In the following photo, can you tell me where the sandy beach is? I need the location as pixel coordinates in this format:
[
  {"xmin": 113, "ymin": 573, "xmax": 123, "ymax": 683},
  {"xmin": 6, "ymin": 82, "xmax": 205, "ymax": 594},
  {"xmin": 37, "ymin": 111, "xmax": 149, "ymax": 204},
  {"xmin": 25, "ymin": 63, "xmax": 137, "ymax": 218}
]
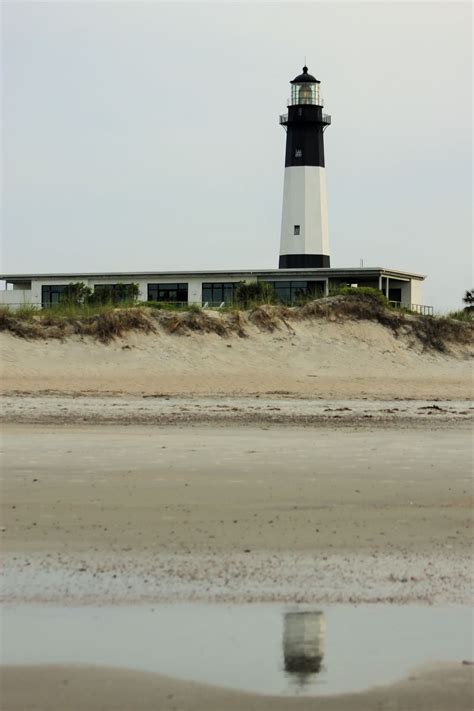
[
  {"xmin": 1, "ymin": 320, "xmax": 473, "ymax": 710},
  {"xmin": 1, "ymin": 416, "xmax": 473, "ymax": 708},
  {"xmin": 1, "ymin": 662, "xmax": 473, "ymax": 711}
]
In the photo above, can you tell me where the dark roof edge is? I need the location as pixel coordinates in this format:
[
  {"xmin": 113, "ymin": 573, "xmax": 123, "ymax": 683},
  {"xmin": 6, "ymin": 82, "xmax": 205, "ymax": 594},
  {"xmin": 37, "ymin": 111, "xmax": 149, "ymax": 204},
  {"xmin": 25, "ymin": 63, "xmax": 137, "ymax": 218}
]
[{"xmin": 1, "ymin": 267, "xmax": 426, "ymax": 281}]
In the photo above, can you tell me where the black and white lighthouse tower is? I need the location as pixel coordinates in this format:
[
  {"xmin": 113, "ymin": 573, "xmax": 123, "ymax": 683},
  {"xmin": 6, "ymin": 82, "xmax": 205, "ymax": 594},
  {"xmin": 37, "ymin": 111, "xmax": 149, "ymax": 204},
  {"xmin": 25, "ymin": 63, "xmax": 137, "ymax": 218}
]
[{"xmin": 279, "ymin": 67, "xmax": 331, "ymax": 268}]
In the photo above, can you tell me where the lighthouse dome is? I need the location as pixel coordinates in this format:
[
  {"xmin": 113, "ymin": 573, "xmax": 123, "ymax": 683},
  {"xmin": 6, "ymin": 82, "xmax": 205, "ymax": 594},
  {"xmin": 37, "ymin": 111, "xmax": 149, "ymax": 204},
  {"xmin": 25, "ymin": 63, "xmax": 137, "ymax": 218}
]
[{"xmin": 290, "ymin": 66, "xmax": 320, "ymax": 84}]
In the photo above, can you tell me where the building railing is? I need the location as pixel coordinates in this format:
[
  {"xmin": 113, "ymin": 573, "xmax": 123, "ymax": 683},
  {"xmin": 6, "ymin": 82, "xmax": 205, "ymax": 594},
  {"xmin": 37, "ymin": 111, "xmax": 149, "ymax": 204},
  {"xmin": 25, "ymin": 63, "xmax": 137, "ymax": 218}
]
[
  {"xmin": 0, "ymin": 300, "xmax": 193, "ymax": 310},
  {"xmin": 0, "ymin": 299, "xmax": 435, "ymax": 316},
  {"xmin": 389, "ymin": 302, "xmax": 434, "ymax": 316}
]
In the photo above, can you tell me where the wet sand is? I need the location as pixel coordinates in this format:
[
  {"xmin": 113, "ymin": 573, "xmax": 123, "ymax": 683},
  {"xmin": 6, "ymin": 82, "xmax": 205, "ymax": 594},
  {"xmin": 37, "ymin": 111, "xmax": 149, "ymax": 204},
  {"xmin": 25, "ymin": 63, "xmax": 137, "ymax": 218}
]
[
  {"xmin": 1, "ymin": 663, "xmax": 473, "ymax": 711},
  {"xmin": 1, "ymin": 421, "xmax": 472, "ymax": 604},
  {"xmin": 1, "ymin": 411, "xmax": 473, "ymax": 709}
]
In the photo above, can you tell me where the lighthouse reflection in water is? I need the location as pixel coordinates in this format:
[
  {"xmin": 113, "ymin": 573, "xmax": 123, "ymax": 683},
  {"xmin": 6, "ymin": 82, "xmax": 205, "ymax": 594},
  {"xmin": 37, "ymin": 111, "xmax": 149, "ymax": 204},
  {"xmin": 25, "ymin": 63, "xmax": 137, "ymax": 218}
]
[{"xmin": 283, "ymin": 611, "xmax": 326, "ymax": 687}]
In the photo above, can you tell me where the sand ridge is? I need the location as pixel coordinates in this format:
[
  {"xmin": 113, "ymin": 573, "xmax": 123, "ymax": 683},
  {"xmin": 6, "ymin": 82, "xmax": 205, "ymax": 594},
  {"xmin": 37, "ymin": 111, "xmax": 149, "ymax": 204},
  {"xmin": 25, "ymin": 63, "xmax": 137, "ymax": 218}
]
[{"xmin": 1, "ymin": 316, "xmax": 472, "ymax": 399}]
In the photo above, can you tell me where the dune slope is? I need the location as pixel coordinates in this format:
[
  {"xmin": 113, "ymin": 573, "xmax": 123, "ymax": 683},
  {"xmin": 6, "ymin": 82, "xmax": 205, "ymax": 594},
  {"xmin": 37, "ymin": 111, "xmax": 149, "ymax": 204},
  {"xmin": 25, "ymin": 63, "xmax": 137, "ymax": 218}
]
[{"xmin": 0, "ymin": 314, "xmax": 471, "ymax": 399}]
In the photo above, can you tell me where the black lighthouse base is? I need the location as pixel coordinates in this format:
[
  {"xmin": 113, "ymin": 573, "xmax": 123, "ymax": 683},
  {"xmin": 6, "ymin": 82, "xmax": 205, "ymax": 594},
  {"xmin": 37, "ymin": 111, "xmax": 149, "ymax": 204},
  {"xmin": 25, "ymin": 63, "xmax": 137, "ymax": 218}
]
[{"xmin": 279, "ymin": 254, "xmax": 330, "ymax": 269}]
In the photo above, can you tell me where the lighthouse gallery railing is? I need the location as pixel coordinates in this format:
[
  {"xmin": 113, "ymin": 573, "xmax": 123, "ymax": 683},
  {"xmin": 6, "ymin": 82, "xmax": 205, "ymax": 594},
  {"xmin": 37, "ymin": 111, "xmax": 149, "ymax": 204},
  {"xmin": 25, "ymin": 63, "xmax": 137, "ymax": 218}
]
[{"xmin": 279, "ymin": 113, "xmax": 331, "ymax": 126}]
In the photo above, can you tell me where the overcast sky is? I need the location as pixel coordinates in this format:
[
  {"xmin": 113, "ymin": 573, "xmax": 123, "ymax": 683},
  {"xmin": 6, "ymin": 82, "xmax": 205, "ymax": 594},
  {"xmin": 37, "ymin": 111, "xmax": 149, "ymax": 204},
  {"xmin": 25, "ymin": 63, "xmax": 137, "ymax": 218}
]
[{"xmin": 1, "ymin": 1, "xmax": 471, "ymax": 311}]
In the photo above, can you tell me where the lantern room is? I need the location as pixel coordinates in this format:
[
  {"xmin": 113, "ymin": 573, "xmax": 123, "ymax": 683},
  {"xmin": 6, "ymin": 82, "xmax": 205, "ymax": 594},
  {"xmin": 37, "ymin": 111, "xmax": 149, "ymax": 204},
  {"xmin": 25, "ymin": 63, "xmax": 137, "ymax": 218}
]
[{"xmin": 290, "ymin": 66, "xmax": 322, "ymax": 106}]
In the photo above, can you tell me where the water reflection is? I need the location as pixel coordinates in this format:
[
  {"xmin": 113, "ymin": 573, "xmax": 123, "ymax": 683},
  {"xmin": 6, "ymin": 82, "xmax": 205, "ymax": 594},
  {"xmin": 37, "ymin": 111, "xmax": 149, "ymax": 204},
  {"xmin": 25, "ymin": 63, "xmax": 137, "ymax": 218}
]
[
  {"xmin": 283, "ymin": 610, "xmax": 325, "ymax": 687},
  {"xmin": 2, "ymin": 604, "xmax": 472, "ymax": 697}
]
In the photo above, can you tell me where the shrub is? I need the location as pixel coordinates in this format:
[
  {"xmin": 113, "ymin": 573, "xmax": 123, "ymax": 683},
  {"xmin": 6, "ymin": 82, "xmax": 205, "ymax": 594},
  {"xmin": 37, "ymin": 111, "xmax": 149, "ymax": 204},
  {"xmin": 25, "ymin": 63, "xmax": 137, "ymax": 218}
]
[
  {"xmin": 62, "ymin": 282, "xmax": 93, "ymax": 306},
  {"xmin": 329, "ymin": 285, "xmax": 389, "ymax": 307},
  {"xmin": 447, "ymin": 309, "xmax": 473, "ymax": 322},
  {"xmin": 90, "ymin": 283, "xmax": 140, "ymax": 305},
  {"xmin": 14, "ymin": 304, "xmax": 40, "ymax": 320},
  {"xmin": 235, "ymin": 281, "xmax": 275, "ymax": 307},
  {"xmin": 138, "ymin": 301, "xmax": 187, "ymax": 311}
]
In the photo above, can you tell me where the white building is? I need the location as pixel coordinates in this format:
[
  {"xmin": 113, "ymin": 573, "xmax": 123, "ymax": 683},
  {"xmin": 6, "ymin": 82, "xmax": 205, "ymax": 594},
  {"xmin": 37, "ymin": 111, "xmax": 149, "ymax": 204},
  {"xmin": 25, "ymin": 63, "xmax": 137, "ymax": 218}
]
[{"xmin": 0, "ymin": 267, "xmax": 426, "ymax": 311}]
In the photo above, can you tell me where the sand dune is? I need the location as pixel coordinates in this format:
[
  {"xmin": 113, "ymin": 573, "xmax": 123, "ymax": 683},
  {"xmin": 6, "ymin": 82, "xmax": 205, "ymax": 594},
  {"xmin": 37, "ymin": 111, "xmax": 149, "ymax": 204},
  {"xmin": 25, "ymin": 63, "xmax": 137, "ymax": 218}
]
[{"xmin": 0, "ymin": 317, "xmax": 471, "ymax": 399}]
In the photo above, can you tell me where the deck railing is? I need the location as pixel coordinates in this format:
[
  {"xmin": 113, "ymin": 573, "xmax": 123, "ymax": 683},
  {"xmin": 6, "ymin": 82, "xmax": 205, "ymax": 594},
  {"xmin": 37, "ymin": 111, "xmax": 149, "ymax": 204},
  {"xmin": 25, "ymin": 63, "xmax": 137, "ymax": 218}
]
[{"xmin": 389, "ymin": 302, "xmax": 434, "ymax": 316}]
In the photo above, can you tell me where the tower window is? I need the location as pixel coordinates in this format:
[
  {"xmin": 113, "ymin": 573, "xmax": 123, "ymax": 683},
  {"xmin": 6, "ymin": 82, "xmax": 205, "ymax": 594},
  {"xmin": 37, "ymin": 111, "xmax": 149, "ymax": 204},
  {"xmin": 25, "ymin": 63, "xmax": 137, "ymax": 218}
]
[
  {"xmin": 295, "ymin": 149, "xmax": 302, "ymax": 158},
  {"xmin": 294, "ymin": 225, "xmax": 300, "ymax": 236}
]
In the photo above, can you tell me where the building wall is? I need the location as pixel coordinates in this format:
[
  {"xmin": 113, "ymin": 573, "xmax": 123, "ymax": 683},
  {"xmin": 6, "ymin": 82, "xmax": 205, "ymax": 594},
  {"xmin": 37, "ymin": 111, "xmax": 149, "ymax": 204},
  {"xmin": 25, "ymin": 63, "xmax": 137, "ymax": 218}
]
[
  {"xmin": 409, "ymin": 279, "xmax": 422, "ymax": 306},
  {"xmin": 399, "ymin": 281, "xmax": 411, "ymax": 306},
  {"xmin": 390, "ymin": 279, "xmax": 423, "ymax": 307},
  {"xmin": 31, "ymin": 280, "xmax": 45, "ymax": 305},
  {"xmin": 188, "ymin": 279, "xmax": 202, "ymax": 305},
  {"xmin": 329, "ymin": 277, "xmax": 380, "ymax": 291},
  {"xmin": 0, "ymin": 290, "xmax": 34, "ymax": 309}
]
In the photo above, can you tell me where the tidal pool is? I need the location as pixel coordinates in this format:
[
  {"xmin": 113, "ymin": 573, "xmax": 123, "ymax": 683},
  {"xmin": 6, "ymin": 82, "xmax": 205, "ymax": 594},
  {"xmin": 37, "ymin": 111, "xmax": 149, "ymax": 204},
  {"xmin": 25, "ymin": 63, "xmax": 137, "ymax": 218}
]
[{"xmin": 1, "ymin": 604, "xmax": 472, "ymax": 696}]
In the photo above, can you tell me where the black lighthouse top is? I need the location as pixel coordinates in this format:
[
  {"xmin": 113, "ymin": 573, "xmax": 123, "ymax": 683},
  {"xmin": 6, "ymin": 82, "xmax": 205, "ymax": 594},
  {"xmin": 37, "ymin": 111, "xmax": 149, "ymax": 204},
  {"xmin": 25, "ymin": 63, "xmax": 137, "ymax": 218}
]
[
  {"xmin": 289, "ymin": 66, "xmax": 322, "ymax": 106},
  {"xmin": 280, "ymin": 66, "xmax": 331, "ymax": 168},
  {"xmin": 290, "ymin": 66, "xmax": 320, "ymax": 84}
]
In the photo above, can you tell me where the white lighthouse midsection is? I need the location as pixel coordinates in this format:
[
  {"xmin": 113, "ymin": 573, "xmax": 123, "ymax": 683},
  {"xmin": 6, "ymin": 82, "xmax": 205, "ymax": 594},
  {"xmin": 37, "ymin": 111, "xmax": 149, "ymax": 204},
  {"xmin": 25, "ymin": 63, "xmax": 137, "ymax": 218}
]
[{"xmin": 279, "ymin": 165, "xmax": 329, "ymax": 258}]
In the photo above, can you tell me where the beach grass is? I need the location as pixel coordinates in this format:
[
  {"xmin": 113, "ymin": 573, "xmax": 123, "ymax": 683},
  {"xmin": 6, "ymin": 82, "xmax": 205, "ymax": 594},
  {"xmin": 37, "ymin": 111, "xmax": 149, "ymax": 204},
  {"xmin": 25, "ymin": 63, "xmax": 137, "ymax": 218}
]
[{"xmin": 0, "ymin": 294, "xmax": 471, "ymax": 351}]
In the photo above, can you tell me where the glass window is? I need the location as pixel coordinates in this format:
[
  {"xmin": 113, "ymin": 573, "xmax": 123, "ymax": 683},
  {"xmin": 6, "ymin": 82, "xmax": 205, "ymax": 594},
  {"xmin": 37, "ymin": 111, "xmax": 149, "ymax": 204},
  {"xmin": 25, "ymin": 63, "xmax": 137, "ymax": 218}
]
[
  {"xmin": 41, "ymin": 285, "xmax": 68, "ymax": 307},
  {"xmin": 291, "ymin": 83, "xmax": 321, "ymax": 106},
  {"xmin": 148, "ymin": 283, "xmax": 188, "ymax": 303},
  {"xmin": 264, "ymin": 281, "xmax": 320, "ymax": 304},
  {"xmin": 93, "ymin": 284, "xmax": 138, "ymax": 304},
  {"xmin": 388, "ymin": 288, "xmax": 402, "ymax": 304},
  {"xmin": 292, "ymin": 281, "xmax": 308, "ymax": 300},
  {"xmin": 298, "ymin": 84, "xmax": 312, "ymax": 104},
  {"xmin": 201, "ymin": 283, "xmax": 238, "ymax": 305},
  {"xmin": 276, "ymin": 285, "xmax": 291, "ymax": 302},
  {"xmin": 202, "ymin": 285, "xmax": 213, "ymax": 304}
]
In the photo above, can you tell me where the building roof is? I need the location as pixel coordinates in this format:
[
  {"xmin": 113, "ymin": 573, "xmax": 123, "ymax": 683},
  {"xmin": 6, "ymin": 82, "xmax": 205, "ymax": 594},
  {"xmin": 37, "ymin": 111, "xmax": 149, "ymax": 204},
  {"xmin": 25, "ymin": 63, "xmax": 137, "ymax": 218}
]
[
  {"xmin": 290, "ymin": 66, "xmax": 320, "ymax": 84},
  {"xmin": 1, "ymin": 267, "xmax": 426, "ymax": 282}
]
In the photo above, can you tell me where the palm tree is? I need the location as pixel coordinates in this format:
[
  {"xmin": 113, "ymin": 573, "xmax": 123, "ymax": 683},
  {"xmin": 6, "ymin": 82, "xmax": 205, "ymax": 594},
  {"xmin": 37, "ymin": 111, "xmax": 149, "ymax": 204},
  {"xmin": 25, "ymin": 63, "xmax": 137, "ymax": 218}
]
[{"xmin": 463, "ymin": 289, "xmax": 474, "ymax": 312}]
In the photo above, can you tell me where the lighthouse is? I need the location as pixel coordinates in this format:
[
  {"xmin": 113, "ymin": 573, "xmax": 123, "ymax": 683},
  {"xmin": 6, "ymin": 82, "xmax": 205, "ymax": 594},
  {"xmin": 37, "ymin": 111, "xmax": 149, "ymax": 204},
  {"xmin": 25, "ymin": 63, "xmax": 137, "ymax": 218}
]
[
  {"xmin": 283, "ymin": 610, "xmax": 326, "ymax": 684},
  {"xmin": 279, "ymin": 67, "xmax": 331, "ymax": 269}
]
